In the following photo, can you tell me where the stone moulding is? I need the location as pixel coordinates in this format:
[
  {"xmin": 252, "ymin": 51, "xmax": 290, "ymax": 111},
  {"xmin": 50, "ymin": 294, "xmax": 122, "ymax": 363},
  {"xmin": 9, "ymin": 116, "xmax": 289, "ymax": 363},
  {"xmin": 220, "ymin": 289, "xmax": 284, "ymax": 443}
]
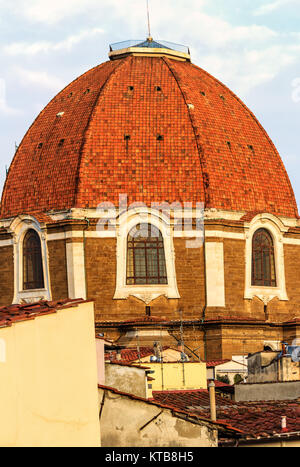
[
  {"xmin": 8, "ymin": 215, "xmax": 52, "ymax": 304},
  {"xmin": 113, "ymin": 208, "xmax": 180, "ymax": 304},
  {"xmin": 244, "ymin": 213, "xmax": 288, "ymax": 303}
]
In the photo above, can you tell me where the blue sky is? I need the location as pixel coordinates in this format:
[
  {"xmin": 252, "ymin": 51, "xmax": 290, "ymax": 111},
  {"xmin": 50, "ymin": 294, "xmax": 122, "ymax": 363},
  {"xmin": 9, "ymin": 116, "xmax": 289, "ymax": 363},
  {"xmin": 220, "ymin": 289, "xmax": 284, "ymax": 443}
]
[{"xmin": 0, "ymin": 0, "xmax": 299, "ymax": 209}]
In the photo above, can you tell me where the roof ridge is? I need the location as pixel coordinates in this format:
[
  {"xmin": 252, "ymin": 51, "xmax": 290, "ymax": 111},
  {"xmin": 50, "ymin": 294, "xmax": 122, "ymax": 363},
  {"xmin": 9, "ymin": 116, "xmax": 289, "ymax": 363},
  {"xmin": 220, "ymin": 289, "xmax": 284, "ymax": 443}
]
[
  {"xmin": 0, "ymin": 60, "xmax": 110, "ymax": 218},
  {"xmin": 189, "ymin": 61, "xmax": 299, "ymax": 218},
  {"xmin": 162, "ymin": 57, "xmax": 207, "ymax": 206},
  {"xmin": 74, "ymin": 57, "xmax": 129, "ymax": 206}
]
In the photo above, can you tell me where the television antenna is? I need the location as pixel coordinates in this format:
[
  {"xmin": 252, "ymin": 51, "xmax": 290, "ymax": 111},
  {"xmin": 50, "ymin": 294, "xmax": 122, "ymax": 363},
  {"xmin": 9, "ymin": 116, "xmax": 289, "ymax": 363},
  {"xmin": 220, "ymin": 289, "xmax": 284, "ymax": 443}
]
[{"xmin": 146, "ymin": 0, "xmax": 153, "ymax": 41}]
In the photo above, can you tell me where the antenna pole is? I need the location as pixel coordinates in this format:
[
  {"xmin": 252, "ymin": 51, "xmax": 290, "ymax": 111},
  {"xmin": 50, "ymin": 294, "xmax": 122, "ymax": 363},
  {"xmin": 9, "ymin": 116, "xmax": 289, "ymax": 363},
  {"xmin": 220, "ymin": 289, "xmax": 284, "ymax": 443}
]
[
  {"xmin": 136, "ymin": 328, "xmax": 141, "ymax": 364},
  {"xmin": 179, "ymin": 309, "xmax": 186, "ymax": 386},
  {"xmin": 160, "ymin": 325, "xmax": 164, "ymax": 390},
  {"xmin": 146, "ymin": 0, "xmax": 152, "ymax": 41}
]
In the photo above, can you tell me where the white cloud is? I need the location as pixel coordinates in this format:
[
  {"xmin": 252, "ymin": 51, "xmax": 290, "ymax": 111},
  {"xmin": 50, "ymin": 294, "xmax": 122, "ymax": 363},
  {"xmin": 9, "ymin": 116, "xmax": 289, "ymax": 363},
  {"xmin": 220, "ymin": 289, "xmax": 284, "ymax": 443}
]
[
  {"xmin": 14, "ymin": 67, "xmax": 64, "ymax": 91},
  {"xmin": 0, "ymin": 78, "xmax": 22, "ymax": 115},
  {"xmin": 1, "ymin": 0, "xmax": 299, "ymax": 98},
  {"xmin": 186, "ymin": 15, "xmax": 277, "ymax": 48},
  {"xmin": 253, "ymin": 0, "xmax": 299, "ymax": 16},
  {"xmin": 199, "ymin": 43, "xmax": 299, "ymax": 96},
  {"xmin": 292, "ymin": 77, "xmax": 300, "ymax": 103},
  {"xmin": 3, "ymin": 28, "xmax": 104, "ymax": 56},
  {"xmin": 4, "ymin": 0, "xmax": 97, "ymax": 24},
  {"xmin": 2, "ymin": 0, "xmax": 130, "ymax": 24}
]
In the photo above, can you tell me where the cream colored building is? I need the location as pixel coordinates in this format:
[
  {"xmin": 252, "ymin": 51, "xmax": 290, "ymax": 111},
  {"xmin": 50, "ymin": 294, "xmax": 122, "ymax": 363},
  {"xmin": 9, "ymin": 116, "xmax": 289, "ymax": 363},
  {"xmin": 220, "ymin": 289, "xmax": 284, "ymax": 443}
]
[
  {"xmin": 146, "ymin": 362, "xmax": 207, "ymax": 397},
  {"xmin": 0, "ymin": 299, "xmax": 100, "ymax": 447},
  {"xmin": 104, "ymin": 360, "xmax": 207, "ymax": 399},
  {"xmin": 207, "ymin": 359, "xmax": 248, "ymax": 385}
]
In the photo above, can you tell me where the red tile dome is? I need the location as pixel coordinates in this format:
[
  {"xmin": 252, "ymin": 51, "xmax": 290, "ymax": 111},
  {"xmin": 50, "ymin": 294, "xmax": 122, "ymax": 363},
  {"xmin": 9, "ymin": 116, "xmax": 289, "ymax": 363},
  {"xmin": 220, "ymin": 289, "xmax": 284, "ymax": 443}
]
[{"xmin": 1, "ymin": 42, "xmax": 298, "ymax": 218}]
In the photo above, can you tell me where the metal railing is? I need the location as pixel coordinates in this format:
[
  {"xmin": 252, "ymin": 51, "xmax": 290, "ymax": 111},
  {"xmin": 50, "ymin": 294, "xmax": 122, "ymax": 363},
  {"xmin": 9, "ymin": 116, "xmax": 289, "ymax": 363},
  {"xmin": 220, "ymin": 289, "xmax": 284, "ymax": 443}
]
[{"xmin": 109, "ymin": 39, "xmax": 190, "ymax": 55}]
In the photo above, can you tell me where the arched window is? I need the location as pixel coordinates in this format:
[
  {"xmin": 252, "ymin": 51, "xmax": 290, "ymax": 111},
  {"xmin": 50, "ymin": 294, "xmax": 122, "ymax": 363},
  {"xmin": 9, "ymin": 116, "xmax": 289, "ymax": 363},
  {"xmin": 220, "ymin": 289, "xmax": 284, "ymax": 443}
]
[
  {"xmin": 252, "ymin": 229, "xmax": 276, "ymax": 287},
  {"xmin": 23, "ymin": 229, "xmax": 44, "ymax": 290},
  {"xmin": 127, "ymin": 224, "xmax": 168, "ymax": 285}
]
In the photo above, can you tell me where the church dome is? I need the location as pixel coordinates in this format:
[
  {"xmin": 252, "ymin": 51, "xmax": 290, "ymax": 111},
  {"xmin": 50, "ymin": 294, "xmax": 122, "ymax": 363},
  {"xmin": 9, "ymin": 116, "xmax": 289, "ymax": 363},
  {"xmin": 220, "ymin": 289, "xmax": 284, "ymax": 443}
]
[{"xmin": 1, "ymin": 39, "xmax": 298, "ymax": 219}]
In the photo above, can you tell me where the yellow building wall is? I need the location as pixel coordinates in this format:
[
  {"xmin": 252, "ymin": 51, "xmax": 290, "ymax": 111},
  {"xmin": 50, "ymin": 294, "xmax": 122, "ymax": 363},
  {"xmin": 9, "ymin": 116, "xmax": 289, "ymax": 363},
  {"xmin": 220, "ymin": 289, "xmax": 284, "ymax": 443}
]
[
  {"xmin": 146, "ymin": 362, "xmax": 207, "ymax": 397},
  {"xmin": 0, "ymin": 302, "xmax": 100, "ymax": 447}
]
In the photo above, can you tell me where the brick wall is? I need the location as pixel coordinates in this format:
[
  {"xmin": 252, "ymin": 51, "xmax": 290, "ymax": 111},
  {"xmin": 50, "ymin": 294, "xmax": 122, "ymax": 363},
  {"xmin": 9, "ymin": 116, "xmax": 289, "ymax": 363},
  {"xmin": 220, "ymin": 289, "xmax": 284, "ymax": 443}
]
[
  {"xmin": 0, "ymin": 246, "xmax": 14, "ymax": 305},
  {"xmin": 205, "ymin": 325, "xmax": 284, "ymax": 360},
  {"xmin": 47, "ymin": 240, "xmax": 69, "ymax": 301},
  {"xmin": 1, "ymin": 221, "xmax": 300, "ymax": 360}
]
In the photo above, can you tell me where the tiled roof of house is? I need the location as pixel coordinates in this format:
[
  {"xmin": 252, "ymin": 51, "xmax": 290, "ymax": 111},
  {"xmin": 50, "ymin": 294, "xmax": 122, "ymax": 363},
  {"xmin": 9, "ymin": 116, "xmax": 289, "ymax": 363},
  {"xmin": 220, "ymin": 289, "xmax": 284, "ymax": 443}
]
[
  {"xmin": 213, "ymin": 380, "xmax": 233, "ymax": 389},
  {"xmin": 105, "ymin": 346, "xmax": 170, "ymax": 363},
  {"xmin": 152, "ymin": 390, "xmax": 300, "ymax": 439},
  {"xmin": 0, "ymin": 299, "xmax": 87, "ymax": 328},
  {"xmin": 206, "ymin": 359, "xmax": 231, "ymax": 368},
  {"xmin": 98, "ymin": 385, "xmax": 241, "ymax": 436},
  {"xmin": 1, "ymin": 52, "xmax": 297, "ymax": 218}
]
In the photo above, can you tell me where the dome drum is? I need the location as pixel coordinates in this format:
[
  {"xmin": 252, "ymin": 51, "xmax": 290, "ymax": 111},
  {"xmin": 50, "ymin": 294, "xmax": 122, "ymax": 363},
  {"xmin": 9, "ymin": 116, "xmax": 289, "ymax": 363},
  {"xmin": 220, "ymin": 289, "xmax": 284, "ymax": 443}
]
[{"xmin": 0, "ymin": 39, "xmax": 300, "ymax": 359}]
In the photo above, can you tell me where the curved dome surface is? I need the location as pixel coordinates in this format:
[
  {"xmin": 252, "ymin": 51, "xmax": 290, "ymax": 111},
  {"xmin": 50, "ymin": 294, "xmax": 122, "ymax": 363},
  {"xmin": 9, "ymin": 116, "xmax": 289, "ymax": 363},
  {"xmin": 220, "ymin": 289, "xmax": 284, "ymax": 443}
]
[{"xmin": 1, "ymin": 49, "xmax": 298, "ymax": 218}]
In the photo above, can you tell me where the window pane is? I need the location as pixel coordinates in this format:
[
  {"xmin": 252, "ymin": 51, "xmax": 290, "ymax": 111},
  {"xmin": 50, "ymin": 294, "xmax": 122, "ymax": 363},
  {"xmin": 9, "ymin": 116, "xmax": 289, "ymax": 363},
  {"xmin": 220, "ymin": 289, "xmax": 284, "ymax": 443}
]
[
  {"xmin": 134, "ymin": 248, "xmax": 146, "ymax": 278},
  {"xmin": 147, "ymin": 248, "xmax": 158, "ymax": 277},
  {"xmin": 127, "ymin": 247, "xmax": 134, "ymax": 280},
  {"xmin": 252, "ymin": 229, "xmax": 276, "ymax": 287},
  {"xmin": 159, "ymin": 249, "xmax": 167, "ymax": 278},
  {"xmin": 126, "ymin": 223, "xmax": 168, "ymax": 285},
  {"xmin": 23, "ymin": 230, "xmax": 44, "ymax": 290}
]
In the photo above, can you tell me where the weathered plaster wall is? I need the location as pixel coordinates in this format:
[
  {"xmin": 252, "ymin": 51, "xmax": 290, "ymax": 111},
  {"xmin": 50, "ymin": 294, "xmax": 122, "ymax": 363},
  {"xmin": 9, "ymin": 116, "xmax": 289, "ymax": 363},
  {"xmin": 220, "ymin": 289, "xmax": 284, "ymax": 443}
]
[
  {"xmin": 105, "ymin": 364, "xmax": 147, "ymax": 399},
  {"xmin": 99, "ymin": 388, "xmax": 217, "ymax": 447},
  {"xmin": 236, "ymin": 381, "xmax": 300, "ymax": 402},
  {"xmin": 247, "ymin": 353, "xmax": 300, "ymax": 383}
]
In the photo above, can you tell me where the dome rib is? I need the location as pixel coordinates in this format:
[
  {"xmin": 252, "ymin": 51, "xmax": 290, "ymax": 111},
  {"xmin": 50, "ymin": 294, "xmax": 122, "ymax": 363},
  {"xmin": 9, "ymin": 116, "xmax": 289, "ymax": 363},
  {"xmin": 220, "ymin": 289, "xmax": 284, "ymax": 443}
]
[
  {"xmin": 191, "ymin": 61, "xmax": 298, "ymax": 218},
  {"xmin": 164, "ymin": 59, "xmax": 298, "ymax": 218},
  {"xmin": 74, "ymin": 56, "xmax": 129, "ymax": 208},
  {"xmin": 1, "ymin": 60, "xmax": 120, "ymax": 217},
  {"xmin": 74, "ymin": 55, "xmax": 205, "ymax": 209},
  {"xmin": 162, "ymin": 57, "xmax": 209, "ymax": 207},
  {"xmin": 1, "ymin": 53, "xmax": 298, "ymax": 219}
]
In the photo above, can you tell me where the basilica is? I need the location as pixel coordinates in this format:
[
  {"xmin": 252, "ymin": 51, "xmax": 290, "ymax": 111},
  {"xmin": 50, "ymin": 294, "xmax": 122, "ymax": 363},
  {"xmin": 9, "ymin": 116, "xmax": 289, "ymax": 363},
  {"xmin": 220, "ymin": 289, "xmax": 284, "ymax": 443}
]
[{"xmin": 0, "ymin": 38, "xmax": 299, "ymax": 360}]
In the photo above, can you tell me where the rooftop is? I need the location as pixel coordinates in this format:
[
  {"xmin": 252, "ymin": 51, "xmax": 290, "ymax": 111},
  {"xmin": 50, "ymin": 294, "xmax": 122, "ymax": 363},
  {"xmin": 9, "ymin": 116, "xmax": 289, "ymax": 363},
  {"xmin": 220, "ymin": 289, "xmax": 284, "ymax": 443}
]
[
  {"xmin": 206, "ymin": 359, "xmax": 231, "ymax": 368},
  {"xmin": 152, "ymin": 390, "xmax": 300, "ymax": 439},
  {"xmin": 2, "ymin": 46, "xmax": 298, "ymax": 219},
  {"xmin": 105, "ymin": 346, "xmax": 167, "ymax": 363},
  {"xmin": 109, "ymin": 38, "xmax": 191, "ymax": 62},
  {"xmin": 0, "ymin": 299, "xmax": 87, "ymax": 328},
  {"xmin": 99, "ymin": 385, "xmax": 240, "ymax": 435}
]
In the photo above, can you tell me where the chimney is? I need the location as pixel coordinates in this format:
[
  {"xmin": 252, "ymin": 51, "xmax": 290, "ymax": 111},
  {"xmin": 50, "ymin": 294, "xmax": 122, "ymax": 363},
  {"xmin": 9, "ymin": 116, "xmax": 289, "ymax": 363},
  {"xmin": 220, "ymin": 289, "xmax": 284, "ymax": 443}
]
[
  {"xmin": 209, "ymin": 380, "xmax": 217, "ymax": 422},
  {"xmin": 153, "ymin": 342, "xmax": 162, "ymax": 361},
  {"xmin": 281, "ymin": 416, "xmax": 288, "ymax": 433},
  {"xmin": 116, "ymin": 350, "xmax": 122, "ymax": 361},
  {"xmin": 282, "ymin": 342, "xmax": 288, "ymax": 356}
]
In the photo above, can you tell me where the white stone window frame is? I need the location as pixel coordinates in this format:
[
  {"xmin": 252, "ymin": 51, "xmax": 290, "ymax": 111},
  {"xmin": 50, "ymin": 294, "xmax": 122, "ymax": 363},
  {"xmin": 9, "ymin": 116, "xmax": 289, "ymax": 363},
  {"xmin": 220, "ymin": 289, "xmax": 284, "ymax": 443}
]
[
  {"xmin": 244, "ymin": 213, "xmax": 288, "ymax": 304},
  {"xmin": 9, "ymin": 215, "xmax": 51, "ymax": 304},
  {"xmin": 114, "ymin": 208, "xmax": 180, "ymax": 304}
]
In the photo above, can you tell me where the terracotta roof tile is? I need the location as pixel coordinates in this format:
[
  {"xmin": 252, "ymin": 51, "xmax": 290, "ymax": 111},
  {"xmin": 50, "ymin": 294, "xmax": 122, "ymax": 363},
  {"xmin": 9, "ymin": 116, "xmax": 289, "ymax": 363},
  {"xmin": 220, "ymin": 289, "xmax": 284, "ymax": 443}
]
[
  {"xmin": 105, "ymin": 346, "xmax": 170, "ymax": 363},
  {"xmin": 152, "ymin": 390, "xmax": 300, "ymax": 438},
  {"xmin": 99, "ymin": 385, "xmax": 241, "ymax": 434},
  {"xmin": 1, "ymin": 55, "xmax": 297, "ymax": 218},
  {"xmin": 0, "ymin": 299, "xmax": 87, "ymax": 328},
  {"xmin": 206, "ymin": 359, "xmax": 231, "ymax": 368}
]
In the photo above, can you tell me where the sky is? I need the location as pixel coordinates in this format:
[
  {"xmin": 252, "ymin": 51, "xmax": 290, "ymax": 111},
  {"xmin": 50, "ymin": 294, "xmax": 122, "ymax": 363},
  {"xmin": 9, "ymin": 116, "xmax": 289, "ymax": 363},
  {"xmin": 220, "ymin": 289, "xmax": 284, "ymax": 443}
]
[{"xmin": 0, "ymin": 0, "xmax": 300, "ymax": 208}]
